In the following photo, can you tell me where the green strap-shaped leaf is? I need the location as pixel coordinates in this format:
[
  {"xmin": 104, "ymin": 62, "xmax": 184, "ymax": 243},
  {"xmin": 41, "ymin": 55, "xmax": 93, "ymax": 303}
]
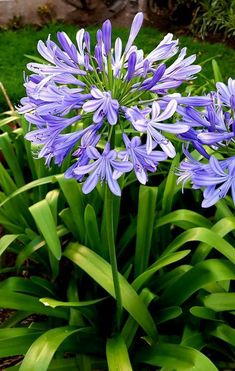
[
  {"xmin": 29, "ymin": 200, "xmax": 61, "ymax": 260},
  {"xmin": 0, "ymin": 277, "xmax": 55, "ymax": 298},
  {"xmin": 57, "ymin": 177, "xmax": 85, "ymax": 242},
  {"xmin": 39, "ymin": 297, "xmax": 105, "ymax": 308},
  {"xmin": 0, "ymin": 163, "xmax": 29, "ymax": 226},
  {"xmin": 192, "ymin": 216, "xmax": 235, "ymax": 263},
  {"xmin": 45, "ymin": 189, "xmax": 60, "ymax": 224},
  {"xmin": 15, "ymin": 225, "xmax": 68, "ymax": 270},
  {"xmin": 161, "ymin": 153, "xmax": 179, "ymax": 214},
  {"xmin": 0, "ymin": 115, "xmax": 19, "ymax": 127},
  {"xmin": 0, "ymin": 328, "xmax": 43, "ymax": 357},
  {"xmin": 0, "ymin": 234, "xmax": 19, "ymax": 256},
  {"xmin": 212, "ymin": 59, "xmax": 223, "ymax": 83},
  {"xmin": 19, "ymin": 326, "xmax": 85, "ymax": 371},
  {"xmin": 134, "ymin": 186, "xmax": 157, "ymax": 277},
  {"xmin": 59, "ymin": 208, "xmax": 79, "ymax": 239},
  {"xmin": 64, "ymin": 243, "xmax": 157, "ymax": 341},
  {"xmin": 84, "ymin": 204, "xmax": 102, "ymax": 254},
  {"xmin": 132, "ymin": 250, "xmax": 190, "ymax": 291},
  {"xmin": 48, "ymin": 358, "xmax": 82, "ymax": 371},
  {"xmin": 156, "ymin": 306, "xmax": 182, "ymax": 325},
  {"xmin": 190, "ymin": 306, "xmax": 217, "ymax": 321},
  {"xmin": 137, "ymin": 342, "xmax": 218, "ymax": 370},
  {"xmin": 155, "ymin": 209, "xmax": 211, "ymax": 229},
  {"xmin": 106, "ymin": 335, "xmax": 132, "ymax": 371},
  {"xmin": 160, "ymin": 259, "xmax": 235, "ymax": 306},
  {"xmin": 0, "ymin": 277, "xmax": 55, "ymax": 297},
  {"xmin": 0, "ymin": 290, "xmax": 68, "ymax": 319},
  {"xmin": 162, "ymin": 227, "xmax": 235, "ymax": 264},
  {"xmin": 181, "ymin": 326, "xmax": 205, "ymax": 349},
  {"xmin": 122, "ymin": 288, "xmax": 156, "ymax": 349},
  {"xmin": 0, "ymin": 175, "xmax": 61, "ymax": 208},
  {"xmin": 203, "ymin": 293, "xmax": 235, "ymax": 312},
  {"xmin": 0, "ymin": 132, "xmax": 25, "ymax": 186},
  {"xmin": 210, "ymin": 324, "xmax": 235, "ymax": 347}
]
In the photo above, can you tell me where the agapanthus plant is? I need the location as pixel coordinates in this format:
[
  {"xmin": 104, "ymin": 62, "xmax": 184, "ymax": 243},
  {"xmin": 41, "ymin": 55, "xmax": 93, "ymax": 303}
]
[
  {"xmin": 19, "ymin": 12, "xmax": 208, "ymax": 197},
  {"xmin": 19, "ymin": 11, "xmax": 234, "ymax": 345},
  {"xmin": 177, "ymin": 78, "xmax": 235, "ymax": 207}
]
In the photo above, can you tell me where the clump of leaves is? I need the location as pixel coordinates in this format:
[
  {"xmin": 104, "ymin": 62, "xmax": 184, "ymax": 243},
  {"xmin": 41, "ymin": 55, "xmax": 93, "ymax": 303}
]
[
  {"xmin": 0, "ymin": 101, "xmax": 234, "ymax": 370},
  {"xmin": 175, "ymin": 0, "xmax": 235, "ymax": 39}
]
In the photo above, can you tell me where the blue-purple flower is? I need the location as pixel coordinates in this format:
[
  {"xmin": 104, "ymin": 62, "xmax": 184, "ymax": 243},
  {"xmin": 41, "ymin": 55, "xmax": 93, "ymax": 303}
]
[
  {"xmin": 127, "ymin": 100, "xmax": 189, "ymax": 157},
  {"xmin": 178, "ymin": 152, "xmax": 235, "ymax": 207},
  {"xmin": 217, "ymin": 78, "xmax": 235, "ymax": 109},
  {"xmin": 19, "ymin": 12, "xmax": 204, "ymax": 196},
  {"xmin": 176, "ymin": 78, "xmax": 235, "ymax": 207},
  {"xmin": 115, "ymin": 134, "xmax": 167, "ymax": 184},
  {"xmin": 83, "ymin": 88, "xmax": 119, "ymax": 125},
  {"xmin": 71, "ymin": 143, "xmax": 133, "ymax": 196}
]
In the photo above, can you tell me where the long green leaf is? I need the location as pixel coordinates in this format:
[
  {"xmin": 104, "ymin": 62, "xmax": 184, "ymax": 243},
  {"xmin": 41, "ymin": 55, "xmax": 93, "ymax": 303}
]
[
  {"xmin": 132, "ymin": 250, "xmax": 190, "ymax": 291},
  {"xmin": 212, "ymin": 59, "xmax": 223, "ymax": 83},
  {"xmin": 45, "ymin": 189, "xmax": 60, "ymax": 224},
  {"xmin": 210, "ymin": 324, "xmax": 235, "ymax": 347},
  {"xmin": 59, "ymin": 208, "xmax": 79, "ymax": 239},
  {"xmin": 161, "ymin": 153, "xmax": 179, "ymax": 214},
  {"xmin": 181, "ymin": 326, "xmax": 205, "ymax": 349},
  {"xmin": 29, "ymin": 200, "xmax": 61, "ymax": 260},
  {"xmin": 0, "ymin": 115, "xmax": 19, "ymax": 127},
  {"xmin": 0, "ymin": 290, "xmax": 68, "ymax": 319},
  {"xmin": 162, "ymin": 227, "xmax": 235, "ymax": 263},
  {"xmin": 160, "ymin": 259, "xmax": 235, "ymax": 306},
  {"xmin": 58, "ymin": 177, "xmax": 85, "ymax": 242},
  {"xmin": 137, "ymin": 342, "xmax": 218, "ymax": 370},
  {"xmin": 121, "ymin": 288, "xmax": 156, "ymax": 349},
  {"xmin": 106, "ymin": 335, "xmax": 132, "ymax": 371},
  {"xmin": 0, "ymin": 277, "xmax": 55, "ymax": 298},
  {"xmin": 192, "ymin": 216, "xmax": 235, "ymax": 263},
  {"xmin": 155, "ymin": 209, "xmax": 211, "ymax": 229},
  {"xmin": 0, "ymin": 328, "xmax": 43, "ymax": 357},
  {"xmin": 190, "ymin": 306, "xmax": 217, "ymax": 321},
  {"xmin": 0, "ymin": 234, "xmax": 19, "ymax": 256},
  {"xmin": 39, "ymin": 297, "xmax": 105, "ymax": 308},
  {"xmin": 0, "ymin": 164, "xmax": 29, "ymax": 226},
  {"xmin": 0, "ymin": 175, "xmax": 61, "ymax": 208},
  {"xmin": 0, "ymin": 132, "xmax": 25, "ymax": 186},
  {"xmin": 134, "ymin": 186, "xmax": 157, "ymax": 277},
  {"xmin": 19, "ymin": 326, "xmax": 85, "ymax": 371},
  {"xmin": 84, "ymin": 204, "xmax": 102, "ymax": 254},
  {"xmin": 64, "ymin": 243, "xmax": 157, "ymax": 341},
  {"xmin": 156, "ymin": 306, "xmax": 182, "ymax": 325},
  {"xmin": 203, "ymin": 293, "xmax": 235, "ymax": 312}
]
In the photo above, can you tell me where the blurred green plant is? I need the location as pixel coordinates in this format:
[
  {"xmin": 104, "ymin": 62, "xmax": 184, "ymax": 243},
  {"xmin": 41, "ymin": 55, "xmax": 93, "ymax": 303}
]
[{"xmin": 175, "ymin": 0, "xmax": 235, "ymax": 39}]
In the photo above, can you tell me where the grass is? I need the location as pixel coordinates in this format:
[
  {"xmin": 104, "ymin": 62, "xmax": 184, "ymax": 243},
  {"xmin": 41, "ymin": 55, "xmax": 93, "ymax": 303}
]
[{"xmin": 0, "ymin": 22, "xmax": 234, "ymax": 109}]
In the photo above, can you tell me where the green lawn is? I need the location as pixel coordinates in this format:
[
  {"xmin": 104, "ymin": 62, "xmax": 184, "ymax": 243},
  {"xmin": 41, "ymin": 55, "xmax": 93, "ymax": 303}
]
[{"xmin": 0, "ymin": 23, "xmax": 234, "ymax": 110}]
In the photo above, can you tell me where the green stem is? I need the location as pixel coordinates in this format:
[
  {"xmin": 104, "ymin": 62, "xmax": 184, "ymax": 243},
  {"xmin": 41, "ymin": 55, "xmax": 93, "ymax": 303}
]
[{"xmin": 105, "ymin": 185, "xmax": 122, "ymax": 330}]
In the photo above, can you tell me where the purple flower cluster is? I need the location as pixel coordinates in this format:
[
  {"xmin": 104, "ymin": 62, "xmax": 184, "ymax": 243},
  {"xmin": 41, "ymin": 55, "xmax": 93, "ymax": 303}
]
[
  {"xmin": 20, "ymin": 12, "xmax": 207, "ymax": 196},
  {"xmin": 177, "ymin": 78, "xmax": 235, "ymax": 207}
]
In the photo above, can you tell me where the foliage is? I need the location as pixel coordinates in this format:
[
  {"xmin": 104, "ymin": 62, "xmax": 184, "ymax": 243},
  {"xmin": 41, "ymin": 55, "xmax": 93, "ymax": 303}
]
[
  {"xmin": 175, "ymin": 0, "xmax": 235, "ymax": 39},
  {"xmin": 0, "ymin": 71, "xmax": 234, "ymax": 369}
]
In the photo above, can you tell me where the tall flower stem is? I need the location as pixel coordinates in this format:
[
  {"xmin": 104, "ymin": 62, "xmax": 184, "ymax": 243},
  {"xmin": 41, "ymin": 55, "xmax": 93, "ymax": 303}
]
[{"xmin": 105, "ymin": 185, "xmax": 122, "ymax": 330}]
